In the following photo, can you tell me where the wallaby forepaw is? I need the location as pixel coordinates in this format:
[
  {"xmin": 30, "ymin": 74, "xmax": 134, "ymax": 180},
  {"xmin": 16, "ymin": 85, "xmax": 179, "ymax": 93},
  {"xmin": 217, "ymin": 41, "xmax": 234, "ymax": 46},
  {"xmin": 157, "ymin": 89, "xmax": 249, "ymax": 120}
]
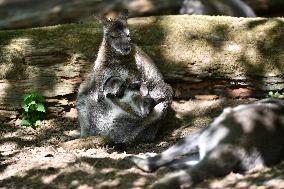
[
  {"xmin": 152, "ymin": 102, "xmax": 165, "ymax": 117},
  {"xmin": 129, "ymin": 80, "xmax": 142, "ymax": 90}
]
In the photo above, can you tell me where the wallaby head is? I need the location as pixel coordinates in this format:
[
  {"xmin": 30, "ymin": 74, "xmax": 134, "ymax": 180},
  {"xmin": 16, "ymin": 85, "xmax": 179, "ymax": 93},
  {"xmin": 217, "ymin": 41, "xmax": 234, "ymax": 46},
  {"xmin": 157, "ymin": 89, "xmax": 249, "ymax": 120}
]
[{"xmin": 96, "ymin": 9, "xmax": 131, "ymax": 55}]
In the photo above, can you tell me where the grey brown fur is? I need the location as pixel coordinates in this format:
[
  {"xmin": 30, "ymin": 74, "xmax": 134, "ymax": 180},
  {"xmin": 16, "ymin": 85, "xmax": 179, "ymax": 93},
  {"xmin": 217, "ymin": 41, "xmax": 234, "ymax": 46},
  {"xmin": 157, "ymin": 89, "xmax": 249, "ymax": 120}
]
[
  {"xmin": 76, "ymin": 10, "xmax": 173, "ymax": 145},
  {"xmin": 131, "ymin": 98, "xmax": 284, "ymax": 188},
  {"xmin": 180, "ymin": 0, "xmax": 256, "ymax": 17}
]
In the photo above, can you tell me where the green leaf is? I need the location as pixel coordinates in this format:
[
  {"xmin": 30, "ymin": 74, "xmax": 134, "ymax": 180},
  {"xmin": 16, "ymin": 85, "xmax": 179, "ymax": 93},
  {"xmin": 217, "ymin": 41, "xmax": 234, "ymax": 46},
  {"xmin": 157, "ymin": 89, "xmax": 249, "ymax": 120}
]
[
  {"xmin": 37, "ymin": 95, "xmax": 45, "ymax": 103},
  {"xmin": 36, "ymin": 103, "xmax": 45, "ymax": 112},
  {"xmin": 23, "ymin": 93, "xmax": 33, "ymax": 102},
  {"xmin": 268, "ymin": 91, "xmax": 274, "ymax": 97},
  {"xmin": 22, "ymin": 103, "xmax": 29, "ymax": 112},
  {"xmin": 21, "ymin": 119, "xmax": 31, "ymax": 126},
  {"xmin": 21, "ymin": 91, "xmax": 46, "ymax": 129},
  {"xmin": 34, "ymin": 120, "xmax": 41, "ymax": 127},
  {"xmin": 275, "ymin": 92, "xmax": 280, "ymax": 96},
  {"xmin": 28, "ymin": 101, "xmax": 37, "ymax": 106}
]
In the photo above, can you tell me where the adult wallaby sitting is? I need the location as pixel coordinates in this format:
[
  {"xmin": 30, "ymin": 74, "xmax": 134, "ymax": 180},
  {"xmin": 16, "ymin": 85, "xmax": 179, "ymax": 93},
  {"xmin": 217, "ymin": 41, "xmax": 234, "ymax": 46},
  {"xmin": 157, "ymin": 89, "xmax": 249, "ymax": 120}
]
[
  {"xmin": 76, "ymin": 10, "xmax": 173, "ymax": 145},
  {"xmin": 180, "ymin": 0, "xmax": 256, "ymax": 17},
  {"xmin": 131, "ymin": 98, "xmax": 284, "ymax": 188}
]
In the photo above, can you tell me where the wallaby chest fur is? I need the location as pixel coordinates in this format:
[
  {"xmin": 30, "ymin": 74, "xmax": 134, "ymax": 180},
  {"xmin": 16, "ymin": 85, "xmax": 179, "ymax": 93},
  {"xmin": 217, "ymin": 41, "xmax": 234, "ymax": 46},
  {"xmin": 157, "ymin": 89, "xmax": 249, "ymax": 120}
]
[{"xmin": 94, "ymin": 43, "xmax": 141, "ymax": 90}]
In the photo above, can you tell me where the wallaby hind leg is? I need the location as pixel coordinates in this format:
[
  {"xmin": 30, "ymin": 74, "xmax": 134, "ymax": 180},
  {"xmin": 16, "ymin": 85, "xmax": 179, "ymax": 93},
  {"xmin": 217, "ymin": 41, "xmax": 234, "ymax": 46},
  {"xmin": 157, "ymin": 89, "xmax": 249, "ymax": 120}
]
[
  {"xmin": 151, "ymin": 145, "xmax": 240, "ymax": 189},
  {"xmin": 167, "ymin": 153, "xmax": 200, "ymax": 170},
  {"xmin": 131, "ymin": 129, "xmax": 204, "ymax": 172},
  {"xmin": 79, "ymin": 114, "xmax": 90, "ymax": 137}
]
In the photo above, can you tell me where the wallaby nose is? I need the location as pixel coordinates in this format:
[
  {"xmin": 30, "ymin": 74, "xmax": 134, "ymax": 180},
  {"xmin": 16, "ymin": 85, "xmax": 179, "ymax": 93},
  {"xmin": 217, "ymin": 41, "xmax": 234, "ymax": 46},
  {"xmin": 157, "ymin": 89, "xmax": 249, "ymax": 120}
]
[{"xmin": 125, "ymin": 47, "xmax": 131, "ymax": 53}]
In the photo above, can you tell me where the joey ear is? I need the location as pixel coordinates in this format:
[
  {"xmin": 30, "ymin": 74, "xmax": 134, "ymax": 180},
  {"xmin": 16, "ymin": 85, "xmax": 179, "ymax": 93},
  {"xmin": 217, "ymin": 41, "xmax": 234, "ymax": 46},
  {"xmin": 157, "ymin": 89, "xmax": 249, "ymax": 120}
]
[{"xmin": 118, "ymin": 9, "xmax": 128, "ymax": 20}]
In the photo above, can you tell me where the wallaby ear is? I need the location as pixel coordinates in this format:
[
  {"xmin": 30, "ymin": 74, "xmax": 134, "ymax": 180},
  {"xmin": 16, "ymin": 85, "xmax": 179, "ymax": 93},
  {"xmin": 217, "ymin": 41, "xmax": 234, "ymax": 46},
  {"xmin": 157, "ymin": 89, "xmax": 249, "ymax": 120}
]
[
  {"xmin": 93, "ymin": 15, "xmax": 111, "ymax": 26},
  {"xmin": 118, "ymin": 9, "xmax": 128, "ymax": 20}
]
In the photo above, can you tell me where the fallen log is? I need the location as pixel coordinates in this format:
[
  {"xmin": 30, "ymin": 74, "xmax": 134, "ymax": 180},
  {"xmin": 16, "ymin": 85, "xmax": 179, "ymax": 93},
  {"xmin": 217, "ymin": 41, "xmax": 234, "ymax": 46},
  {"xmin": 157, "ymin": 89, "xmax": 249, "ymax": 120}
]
[
  {"xmin": 0, "ymin": 15, "xmax": 283, "ymax": 120},
  {"xmin": 0, "ymin": 0, "xmax": 182, "ymax": 30},
  {"xmin": 1, "ymin": 0, "xmax": 284, "ymax": 30}
]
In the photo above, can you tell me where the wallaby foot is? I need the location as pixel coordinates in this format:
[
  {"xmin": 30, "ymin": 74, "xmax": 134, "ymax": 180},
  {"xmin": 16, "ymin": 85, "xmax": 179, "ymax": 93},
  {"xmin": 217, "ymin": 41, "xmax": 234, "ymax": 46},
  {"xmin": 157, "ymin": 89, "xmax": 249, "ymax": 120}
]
[{"xmin": 130, "ymin": 153, "xmax": 158, "ymax": 172}]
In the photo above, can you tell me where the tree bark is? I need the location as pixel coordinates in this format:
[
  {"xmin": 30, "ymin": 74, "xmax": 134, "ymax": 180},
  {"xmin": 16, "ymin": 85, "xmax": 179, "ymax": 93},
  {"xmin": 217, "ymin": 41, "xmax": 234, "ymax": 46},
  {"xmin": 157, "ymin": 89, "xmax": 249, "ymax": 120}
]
[
  {"xmin": 244, "ymin": 0, "xmax": 284, "ymax": 16},
  {"xmin": 0, "ymin": 0, "xmax": 182, "ymax": 30},
  {"xmin": 0, "ymin": 15, "xmax": 284, "ymax": 120},
  {"xmin": 1, "ymin": 0, "xmax": 283, "ymax": 30}
]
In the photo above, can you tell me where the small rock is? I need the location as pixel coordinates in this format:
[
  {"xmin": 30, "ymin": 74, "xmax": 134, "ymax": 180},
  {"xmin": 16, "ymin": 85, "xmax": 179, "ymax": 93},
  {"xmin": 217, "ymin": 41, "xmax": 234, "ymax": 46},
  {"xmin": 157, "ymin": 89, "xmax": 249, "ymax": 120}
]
[
  {"xmin": 194, "ymin": 95, "xmax": 219, "ymax": 100},
  {"xmin": 45, "ymin": 153, "xmax": 54, "ymax": 157},
  {"xmin": 227, "ymin": 88, "xmax": 253, "ymax": 98},
  {"xmin": 64, "ymin": 108, "xmax": 78, "ymax": 119}
]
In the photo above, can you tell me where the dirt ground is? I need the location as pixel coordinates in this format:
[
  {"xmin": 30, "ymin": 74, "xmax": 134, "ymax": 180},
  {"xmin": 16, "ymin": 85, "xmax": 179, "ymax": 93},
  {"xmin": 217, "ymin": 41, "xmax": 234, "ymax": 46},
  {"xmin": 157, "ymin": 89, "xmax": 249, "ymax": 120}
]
[{"xmin": 1, "ymin": 99, "xmax": 284, "ymax": 189}]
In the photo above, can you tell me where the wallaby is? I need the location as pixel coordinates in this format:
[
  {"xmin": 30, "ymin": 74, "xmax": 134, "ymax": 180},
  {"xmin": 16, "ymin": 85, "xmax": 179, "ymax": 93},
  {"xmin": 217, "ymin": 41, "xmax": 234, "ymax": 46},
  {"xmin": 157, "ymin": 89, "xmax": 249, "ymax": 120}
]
[
  {"xmin": 131, "ymin": 98, "xmax": 284, "ymax": 188},
  {"xmin": 180, "ymin": 0, "xmax": 256, "ymax": 17},
  {"xmin": 76, "ymin": 10, "xmax": 173, "ymax": 145}
]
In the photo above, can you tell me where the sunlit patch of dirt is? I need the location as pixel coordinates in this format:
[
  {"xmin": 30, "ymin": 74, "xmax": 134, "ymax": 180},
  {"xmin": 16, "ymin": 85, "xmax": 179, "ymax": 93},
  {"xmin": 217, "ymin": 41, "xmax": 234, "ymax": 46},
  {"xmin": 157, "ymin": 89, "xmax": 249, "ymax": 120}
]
[{"xmin": 1, "ymin": 99, "xmax": 283, "ymax": 189}]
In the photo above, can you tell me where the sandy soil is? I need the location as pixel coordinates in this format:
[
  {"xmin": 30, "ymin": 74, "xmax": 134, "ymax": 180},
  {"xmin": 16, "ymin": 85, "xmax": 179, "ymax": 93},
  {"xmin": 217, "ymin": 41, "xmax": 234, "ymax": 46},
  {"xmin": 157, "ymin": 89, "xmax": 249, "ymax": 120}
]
[{"xmin": 1, "ymin": 99, "xmax": 284, "ymax": 189}]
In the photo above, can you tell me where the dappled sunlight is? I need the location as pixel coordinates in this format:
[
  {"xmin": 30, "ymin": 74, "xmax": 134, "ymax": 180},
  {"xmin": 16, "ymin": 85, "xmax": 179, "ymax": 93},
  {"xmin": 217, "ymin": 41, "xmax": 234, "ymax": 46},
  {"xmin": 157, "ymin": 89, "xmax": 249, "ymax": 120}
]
[
  {"xmin": 0, "ymin": 117, "xmax": 79, "ymax": 152},
  {"xmin": 128, "ymin": 0, "xmax": 155, "ymax": 13},
  {"xmin": 3, "ymin": 38, "xmax": 32, "ymax": 54},
  {"xmin": 199, "ymin": 162, "xmax": 284, "ymax": 189},
  {"xmin": 0, "ymin": 12, "xmax": 284, "ymax": 189},
  {"xmin": 105, "ymin": 15, "xmax": 284, "ymax": 99},
  {"xmin": 0, "ymin": 37, "xmax": 32, "ymax": 80},
  {"xmin": 0, "ymin": 151, "xmax": 157, "ymax": 189},
  {"xmin": 222, "ymin": 41, "xmax": 242, "ymax": 53}
]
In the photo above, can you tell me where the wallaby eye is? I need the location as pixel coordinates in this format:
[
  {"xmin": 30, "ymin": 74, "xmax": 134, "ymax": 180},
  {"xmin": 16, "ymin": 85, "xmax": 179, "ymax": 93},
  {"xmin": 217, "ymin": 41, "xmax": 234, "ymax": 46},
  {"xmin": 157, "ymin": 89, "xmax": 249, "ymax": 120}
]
[{"xmin": 109, "ymin": 32, "xmax": 119, "ymax": 38}]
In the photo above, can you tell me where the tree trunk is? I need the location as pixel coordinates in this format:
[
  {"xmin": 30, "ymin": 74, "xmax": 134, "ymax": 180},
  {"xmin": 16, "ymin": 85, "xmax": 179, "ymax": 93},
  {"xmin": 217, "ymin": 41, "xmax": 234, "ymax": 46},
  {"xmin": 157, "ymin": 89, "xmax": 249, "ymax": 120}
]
[
  {"xmin": 244, "ymin": 0, "xmax": 284, "ymax": 17},
  {"xmin": 0, "ymin": 15, "xmax": 284, "ymax": 120},
  {"xmin": 0, "ymin": 0, "xmax": 182, "ymax": 30},
  {"xmin": 1, "ymin": 0, "xmax": 283, "ymax": 30}
]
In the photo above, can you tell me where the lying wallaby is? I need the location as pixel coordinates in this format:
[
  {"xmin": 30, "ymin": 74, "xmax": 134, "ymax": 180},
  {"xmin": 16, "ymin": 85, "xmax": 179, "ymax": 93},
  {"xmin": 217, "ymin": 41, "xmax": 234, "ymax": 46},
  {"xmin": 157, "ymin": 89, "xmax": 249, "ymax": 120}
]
[
  {"xmin": 131, "ymin": 98, "xmax": 284, "ymax": 188},
  {"xmin": 180, "ymin": 0, "xmax": 256, "ymax": 17},
  {"xmin": 76, "ymin": 10, "xmax": 173, "ymax": 145}
]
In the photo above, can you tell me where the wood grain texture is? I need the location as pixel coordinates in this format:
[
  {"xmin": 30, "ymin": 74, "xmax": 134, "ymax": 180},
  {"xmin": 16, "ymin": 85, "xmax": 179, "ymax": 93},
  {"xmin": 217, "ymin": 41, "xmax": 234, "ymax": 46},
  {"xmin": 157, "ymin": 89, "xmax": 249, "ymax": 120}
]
[
  {"xmin": 0, "ymin": 15, "xmax": 283, "ymax": 119},
  {"xmin": 0, "ymin": 0, "xmax": 182, "ymax": 30}
]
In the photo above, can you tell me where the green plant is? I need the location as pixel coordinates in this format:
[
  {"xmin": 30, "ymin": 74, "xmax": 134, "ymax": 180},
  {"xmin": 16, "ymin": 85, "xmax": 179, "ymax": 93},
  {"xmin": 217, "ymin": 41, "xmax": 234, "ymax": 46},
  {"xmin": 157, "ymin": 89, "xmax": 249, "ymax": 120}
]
[
  {"xmin": 21, "ymin": 91, "xmax": 46, "ymax": 128},
  {"xmin": 268, "ymin": 91, "xmax": 284, "ymax": 98}
]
